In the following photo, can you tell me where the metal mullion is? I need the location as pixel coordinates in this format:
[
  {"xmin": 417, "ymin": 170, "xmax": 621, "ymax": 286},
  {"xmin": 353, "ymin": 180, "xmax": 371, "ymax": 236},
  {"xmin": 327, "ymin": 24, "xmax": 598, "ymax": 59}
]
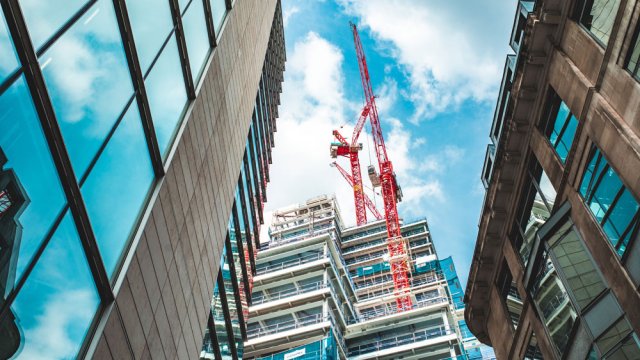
[
  {"xmin": 201, "ymin": 0, "xmax": 217, "ymax": 47},
  {"xmin": 112, "ymin": 0, "xmax": 165, "ymax": 177},
  {"xmin": 216, "ymin": 271, "xmax": 239, "ymax": 360},
  {"xmin": 237, "ymin": 175, "xmax": 256, "ymax": 272},
  {"xmin": 618, "ymin": 211, "xmax": 640, "ymax": 254},
  {"xmin": 600, "ymin": 186, "xmax": 626, "ymax": 227},
  {"xmin": 553, "ymin": 111, "xmax": 573, "ymax": 149},
  {"xmin": 2, "ymin": 0, "xmax": 113, "ymax": 303},
  {"xmin": 584, "ymin": 148, "xmax": 603, "ymax": 201},
  {"xmin": 0, "ymin": 204, "xmax": 67, "ymax": 322},
  {"xmin": 252, "ymin": 114, "xmax": 268, "ymax": 200},
  {"xmin": 224, "ymin": 0, "xmax": 232, "ymax": 10},
  {"xmin": 34, "ymin": 0, "xmax": 97, "ymax": 57},
  {"xmin": 206, "ymin": 311, "xmax": 223, "ymax": 360},
  {"xmin": 230, "ymin": 203, "xmax": 252, "ymax": 306},
  {"xmin": 587, "ymin": 159, "xmax": 608, "ymax": 205},
  {"xmin": 168, "ymin": 0, "xmax": 196, "ymax": 100},
  {"xmin": 247, "ymin": 128, "xmax": 264, "ymax": 222},
  {"xmin": 223, "ymin": 234, "xmax": 247, "ymax": 339},
  {"xmin": 242, "ymin": 154, "xmax": 259, "ymax": 250}
]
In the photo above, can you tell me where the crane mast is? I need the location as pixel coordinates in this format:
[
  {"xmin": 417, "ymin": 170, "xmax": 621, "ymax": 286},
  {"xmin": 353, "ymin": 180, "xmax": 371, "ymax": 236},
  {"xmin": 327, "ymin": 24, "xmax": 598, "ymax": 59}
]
[{"xmin": 350, "ymin": 22, "xmax": 412, "ymax": 311}]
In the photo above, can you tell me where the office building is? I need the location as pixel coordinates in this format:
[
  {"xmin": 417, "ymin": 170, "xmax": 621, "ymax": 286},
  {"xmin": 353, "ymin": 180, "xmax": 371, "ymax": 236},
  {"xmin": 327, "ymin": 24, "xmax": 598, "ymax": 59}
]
[
  {"xmin": 244, "ymin": 195, "xmax": 494, "ymax": 360},
  {"xmin": 0, "ymin": 0, "xmax": 284, "ymax": 358},
  {"xmin": 467, "ymin": 0, "xmax": 640, "ymax": 358}
]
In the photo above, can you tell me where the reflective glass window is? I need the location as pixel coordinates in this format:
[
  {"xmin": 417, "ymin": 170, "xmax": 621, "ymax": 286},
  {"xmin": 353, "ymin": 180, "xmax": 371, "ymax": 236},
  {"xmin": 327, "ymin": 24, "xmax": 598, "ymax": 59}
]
[
  {"xmin": 576, "ymin": 0, "xmax": 621, "ymax": 45},
  {"xmin": 7, "ymin": 213, "xmax": 99, "ymax": 359},
  {"xmin": 513, "ymin": 158, "xmax": 556, "ymax": 265},
  {"xmin": 211, "ymin": 279, "xmax": 232, "ymax": 359},
  {"xmin": 579, "ymin": 147, "xmax": 640, "ymax": 257},
  {"xmin": 547, "ymin": 101, "xmax": 578, "ymax": 163},
  {"xmin": 182, "ymin": 0, "xmax": 211, "ymax": 83},
  {"xmin": 18, "ymin": 0, "xmax": 91, "ymax": 51},
  {"xmin": 241, "ymin": 167, "xmax": 254, "ymax": 234},
  {"xmin": 220, "ymin": 247, "xmax": 242, "ymax": 358},
  {"xmin": 145, "ymin": 35, "xmax": 188, "ymax": 157},
  {"xmin": 627, "ymin": 26, "xmax": 640, "ymax": 80},
  {"xmin": 125, "ymin": 0, "xmax": 174, "ymax": 74},
  {"xmin": 228, "ymin": 221, "xmax": 248, "ymax": 322},
  {"xmin": 210, "ymin": 0, "xmax": 228, "ymax": 34},
  {"xmin": 531, "ymin": 253, "xmax": 577, "ymax": 356},
  {"xmin": 0, "ymin": 76, "xmax": 67, "ymax": 285},
  {"xmin": 548, "ymin": 220, "xmax": 606, "ymax": 310},
  {"xmin": 603, "ymin": 332, "xmax": 640, "ymax": 359},
  {"xmin": 80, "ymin": 102, "xmax": 154, "ymax": 277},
  {"xmin": 39, "ymin": 0, "xmax": 134, "ymax": 176},
  {"xmin": 0, "ymin": 15, "xmax": 20, "ymax": 83}
]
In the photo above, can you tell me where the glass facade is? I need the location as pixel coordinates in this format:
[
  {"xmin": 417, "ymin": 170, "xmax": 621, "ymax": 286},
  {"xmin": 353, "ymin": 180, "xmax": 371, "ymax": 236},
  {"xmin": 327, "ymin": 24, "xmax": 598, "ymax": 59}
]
[
  {"xmin": 576, "ymin": 0, "xmax": 621, "ymax": 45},
  {"xmin": 580, "ymin": 145, "xmax": 640, "ymax": 257},
  {"xmin": 0, "ymin": 0, "xmax": 287, "ymax": 358}
]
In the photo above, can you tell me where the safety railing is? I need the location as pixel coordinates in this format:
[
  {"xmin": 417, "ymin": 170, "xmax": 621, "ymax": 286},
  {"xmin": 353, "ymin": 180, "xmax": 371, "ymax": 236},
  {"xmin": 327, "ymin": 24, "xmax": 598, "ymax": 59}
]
[
  {"xmin": 247, "ymin": 313, "xmax": 329, "ymax": 339},
  {"xmin": 261, "ymin": 223, "xmax": 334, "ymax": 250},
  {"xmin": 341, "ymin": 226, "xmax": 387, "ymax": 243},
  {"xmin": 251, "ymin": 281, "xmax": 327, "ymax": 306},
  {"xmin": 348, "ymin": 296, "xmax": 448, "ymax": 324},
  {"xmin": 541, "ymin": 291, "xmax": 569, "ymax": 319},
  {"xmin": 345, "ymin": 250, "xmax": 386, "ymax": 265},
  {"xmin": 342, "ymin": 238, "xmax": 386, "ymax": 254},
  {"xmin": 255, "ymin": 252, "xmax": 325, "ymax": 276},
  {"xmin": 347, "ymin": 325, "xmax": 454, "ymax": 356}
]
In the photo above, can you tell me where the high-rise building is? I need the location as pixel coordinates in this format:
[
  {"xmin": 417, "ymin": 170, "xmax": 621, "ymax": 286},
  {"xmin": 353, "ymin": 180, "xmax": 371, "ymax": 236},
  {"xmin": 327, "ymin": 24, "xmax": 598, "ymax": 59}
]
[
  {"xmin": 0, "ymin": 0, "xmax": 284, "ymax": 358},
  {"xmin": 244, "ymin": 195, "xmax": 495, "ymax": 360},
  {"xmin": 466, "ymin": 0, "xmax": 640, "ymax": 359}
]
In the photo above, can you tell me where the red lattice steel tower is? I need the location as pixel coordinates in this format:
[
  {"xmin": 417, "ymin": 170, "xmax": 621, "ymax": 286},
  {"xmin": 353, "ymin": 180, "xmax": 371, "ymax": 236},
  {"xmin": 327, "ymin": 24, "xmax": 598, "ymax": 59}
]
[
  {"xmin": 330, "ymin": 104, "xmax": 371, "ymax": 226},
  {"xmin": 350, "ymin": 22, "xmax": 412, "ymax": 311},
  {"xmin": 330, "ymin": 161, "xmax": 383, "ymax": 221}
]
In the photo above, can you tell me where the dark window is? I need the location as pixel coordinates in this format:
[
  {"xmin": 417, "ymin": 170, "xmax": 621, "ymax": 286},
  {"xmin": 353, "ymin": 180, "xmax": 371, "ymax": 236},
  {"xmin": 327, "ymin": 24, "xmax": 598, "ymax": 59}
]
[
  {"xmin": 512, "ymin": 157, "xmax": 557, "ymax": 266},
  {"xmin": 627, "ymin": 24, "xmax": 640, "ymax": 80},
  {"xmin": 575, "ymin": 0, "xmax": 621, "ymax": 45},
  {"xmin": 579, "ymin": 146, "xmax": 640, "ymax": 257}
]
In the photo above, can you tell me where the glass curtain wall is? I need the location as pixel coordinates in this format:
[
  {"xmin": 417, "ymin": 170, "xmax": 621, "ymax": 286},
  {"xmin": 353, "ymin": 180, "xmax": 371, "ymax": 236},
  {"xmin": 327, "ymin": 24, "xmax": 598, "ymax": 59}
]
[{"xmin": 0, "ymin": 0, "xmax": 232, "ymax": 357}]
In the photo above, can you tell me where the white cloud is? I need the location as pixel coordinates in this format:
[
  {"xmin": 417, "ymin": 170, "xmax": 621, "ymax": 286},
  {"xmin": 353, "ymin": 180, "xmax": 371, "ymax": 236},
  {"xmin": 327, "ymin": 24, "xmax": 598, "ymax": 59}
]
[
  {"xmin": 16, "ymin": 289, "xmax": 98, "ymax": 360},
  {"xmin": 339, "ymin": 0, "xmax": 515, "ymax": 123},
  {"xmin": 282, "ymin": 5, "xmax": 300, "ymax": 27}
]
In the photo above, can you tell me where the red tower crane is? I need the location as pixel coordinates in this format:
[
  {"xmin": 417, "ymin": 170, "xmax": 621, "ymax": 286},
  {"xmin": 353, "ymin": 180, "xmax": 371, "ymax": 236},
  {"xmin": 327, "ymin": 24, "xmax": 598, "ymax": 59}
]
[
  {"xmin": 330, "ymin": 104, "xmax": 371, "ymax": 226},
  {"xmin": 330, "ymin": 161, "xmax": 383, "ymax": 221},
  {"xmin": 350, "ymin": 22, "xmax": 412, "ymax": 311}
]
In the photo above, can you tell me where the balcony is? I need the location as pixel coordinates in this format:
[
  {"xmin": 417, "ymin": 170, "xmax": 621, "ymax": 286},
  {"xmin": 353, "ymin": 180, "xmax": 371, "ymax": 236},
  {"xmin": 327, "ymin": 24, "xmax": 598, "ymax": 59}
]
[
  {"xmin": 254, "ymin": 252, "xmax": 324, "ymax": 276},
  {"xmin": 246, "ymin": 313, "xmax": 330, "ymax": 339},
  {"xmin": 349, "ymin": 296, "xmax": 448, "ymax": 324},
  {"xmin": 251, "ymin": 281, "xmax": 328, "ymax": 306},
  {"xmin": 347, "ymin": 325, "xmax": 455, "ymax": 357}
]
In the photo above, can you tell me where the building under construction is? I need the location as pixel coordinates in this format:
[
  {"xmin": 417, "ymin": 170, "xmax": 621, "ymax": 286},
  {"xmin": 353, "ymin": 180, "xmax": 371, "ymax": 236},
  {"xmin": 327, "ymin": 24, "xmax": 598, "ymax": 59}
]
[{"xmin": 242, "ymin": 195, "xmax": 494, "ymax": 360}]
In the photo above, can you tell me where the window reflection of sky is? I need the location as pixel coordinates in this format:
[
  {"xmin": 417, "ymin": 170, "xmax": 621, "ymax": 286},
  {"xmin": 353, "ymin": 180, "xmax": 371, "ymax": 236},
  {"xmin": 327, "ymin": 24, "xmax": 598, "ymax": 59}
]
[
  {"xmin": 183, "ymin": 0, "xmax": 210, "ymax": 83},
  {"xmin": 210, "ymin": 0, "xmax": 228, "ymax": 34},
  {"xmin": 81, "ymin": 101, "xmax": 154, "ymax": 277},
  {"xmin": 18, "ymin": 0, "xmax": 91, "ymax": 51},
  {"xmin": 124, "ymin": 0, "xmax": 174, "ymax": 75},
  {"xmin": 0, "ymin": 76, "xmax": 66, "ymax": 284},
  {"xmin": 145, "ymin": 35, "xmax": 188, "ymax": 157},
  {"xmin": 0, "ymin": 15, "xmax": 19, "ymax": 83},
  {"xmin": 10, "ymin": 213, "xmax": 99, "ymax": 360},
  {"xmin": 39, "ymin": 0, "xmax": 134, "ymax": 177}
]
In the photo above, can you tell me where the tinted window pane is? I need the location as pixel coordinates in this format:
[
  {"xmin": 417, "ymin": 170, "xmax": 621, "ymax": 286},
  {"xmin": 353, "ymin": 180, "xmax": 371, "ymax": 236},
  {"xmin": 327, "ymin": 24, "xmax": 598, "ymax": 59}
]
[
  {"xmin": 550, "ymin": 223, "xmax": 606, "ymax": 309},
  {"xmin": 183, "ymin": 0, "xmax": 210, "ymax": 83},
  {"xmin": 627, "ymin": 30, "xmax": 640, "ymax": 79},
  {"xmin": 578, "ymin": 0, "xmax": 621, "ymax": 45},
  {"xmin": 7, "ymin": 214, "xmax": 99, "ymax": 359},
  {"xmin": 125, "ymin": 0, "xmax": 174, "ymax": 74},
  {"xmin": 210, "ymin": 0, "xmax": 228, "ymax": 33},
  {"xmin": 604, "ymin": 188, "xmax": 639, "ymax": 254},
  {"xmin": 532, "ymin": 250, "xmax": 577, "ymax": 356},
  {"xmin": 0, "ymin": 15, "xmax": 20, "ymax": 83},
  {"xmin": 145, "ymin": 35, "xmax": 188, "ymax": 157},
  {"xmin": 18, "ymin": 0, "xmax": 91, "ymax": 50},
  {"xmin": 40, "ymin": 0, "xmax": 134, "ymax": 176},
  {"xmin": 604, "ymin": 333, "xmax": 640, "ymax": 359},
  {"xmin": 81, "ymin": 102, "xmax": 154, "ymax": 277},
  {"xmin": 0, "ymin": 76, "xmax": 66, "ymax": 286},
  {"xmin": 590, "ymin": 167, "xmax": 622, "ymax": 222},
  {"xmin": 211, "ymin": 280, "xmax": 232, "ymax": 359},
  {"xmin": 221, "ymin": 248, "xmax": 243, "ymax": 358}
]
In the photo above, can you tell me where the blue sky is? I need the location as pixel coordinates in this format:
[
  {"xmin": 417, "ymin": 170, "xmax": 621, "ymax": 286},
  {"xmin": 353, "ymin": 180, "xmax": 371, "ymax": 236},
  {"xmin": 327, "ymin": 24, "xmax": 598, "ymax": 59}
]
[{"xmin": 263, "ymin": 0, "xmax": 518, "ymax": 287}]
